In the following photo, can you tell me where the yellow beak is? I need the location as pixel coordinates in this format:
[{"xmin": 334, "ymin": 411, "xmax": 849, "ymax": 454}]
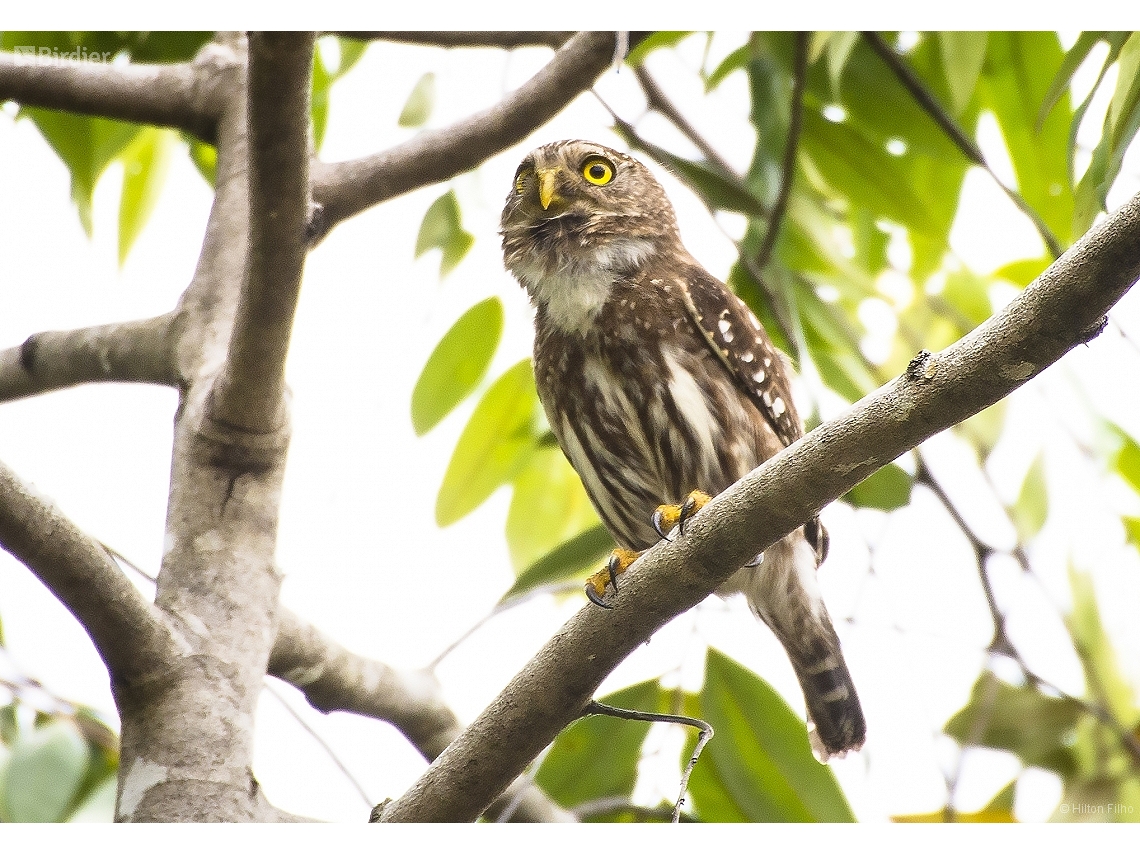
[{"xmin": 537, "ymin": 167, "xmax": 562, "ymax": 210}]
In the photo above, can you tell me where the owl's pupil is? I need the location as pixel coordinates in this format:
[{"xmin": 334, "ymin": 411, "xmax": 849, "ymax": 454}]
[{"xmin": 589, "ymin": 165, "xmax": 605, "ymax": 180}]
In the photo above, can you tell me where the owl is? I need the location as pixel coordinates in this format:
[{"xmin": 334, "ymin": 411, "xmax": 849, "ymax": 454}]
[{"xmin": 500, "ymin": 139, "xmax": 865, "ymax": 760}]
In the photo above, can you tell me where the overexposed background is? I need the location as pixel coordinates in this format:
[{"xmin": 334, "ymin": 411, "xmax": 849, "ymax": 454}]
[{"xmin": 2, "ymin": 26, "xmax": 1140, "ymax": 824}]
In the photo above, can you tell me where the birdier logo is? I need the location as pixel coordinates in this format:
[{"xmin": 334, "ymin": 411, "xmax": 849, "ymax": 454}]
[{"xmin": 13, "ymin": 46, "xmax": 114, "ymax": 66}]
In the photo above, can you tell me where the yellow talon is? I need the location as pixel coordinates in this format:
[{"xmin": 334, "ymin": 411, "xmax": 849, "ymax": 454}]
[
  {"xmin": 654, "ymin": 490, "xmax": 713, "ymax": 539},
  {"xmin": 584, "ymin": 548, "xmax": 643, "ymax": 608}
]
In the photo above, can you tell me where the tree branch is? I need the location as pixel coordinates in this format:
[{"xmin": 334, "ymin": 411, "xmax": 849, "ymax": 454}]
[
  {"xmin": 0, "ymin": 457, "xmax": 179, "ymax": 685},
  {"xmin": 269, "ymin": 607, "xmax": 573, "ymax": 822},
  {"xmin": 0, "ymin": 42, "xmax": 236, "ymax": 142},
  {"xmin": 754, "ymin": 32, "xmax": 808, "ymax": 271},
  {"xmin": 208, "ymin": 33, "xmax": 313, "ymax": 433},
  {"xmin": 378, "ymin": 189, "xmax": 1140, "ymax": 822},
  {"xmin": 309, "ymin": 31, "xmax": 630, "ymax": 239},
  {"xmin": 337, "ymin": 32, "xmax": 575, "ymax": 50},
  {"xmin": 633, "ymin": 64, "xmax": 737, "ymax": 178},
  {"xmin": 0, "ymin": 314, "xmax": 177, "ymax": 402}
]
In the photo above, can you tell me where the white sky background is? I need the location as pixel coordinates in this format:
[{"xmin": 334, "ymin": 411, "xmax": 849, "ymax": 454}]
[{"xmin": 1, "ymin": 27, "xmax": 1140, "ymax": 826}]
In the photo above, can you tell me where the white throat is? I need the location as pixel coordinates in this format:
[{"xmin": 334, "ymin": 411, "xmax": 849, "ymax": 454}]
[{"xmin": 516, "ymin": 238, "xmax": 655, "ymax": 336}]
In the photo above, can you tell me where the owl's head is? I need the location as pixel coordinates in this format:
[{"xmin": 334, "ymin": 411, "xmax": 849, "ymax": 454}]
[{"xmin": 500, "ymin": 140, "xmax": 681, "ymax": 270}]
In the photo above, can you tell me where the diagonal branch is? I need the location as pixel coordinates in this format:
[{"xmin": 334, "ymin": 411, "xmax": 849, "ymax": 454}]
[
  {"xmin": 377, "ymin": 189, "xmax": 1140, "ymax": 822},
  {"xmin": 633, "ymin": 64, "xmax": 737, "ymax": 178},
  {"xmin": 309, "ymin": 31, "xmax": 633, "ymax": 239},
  {"xmin": 0, "ymin": 43, "xmax": 235, "ymax": 142},
  {"xmin": 0, "ymin": 457, "xmax": 179, "ymax": 685},
  {"xmin": 338, "ymin": 32, "xmax": 575, "ymax": 50},
  {"xmin": 269, "ymin": 607, "xmax": 573, "ymax": 822},
  {"xmin": 0, "ymin": 314, "xmax": 177, "ymax": 403},
  {"xmin": 208, "ymin": 32, "xmax": 314, "ymax": 434}
]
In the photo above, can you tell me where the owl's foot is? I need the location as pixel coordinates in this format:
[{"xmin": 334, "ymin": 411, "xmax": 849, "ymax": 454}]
[
  {"xmin": 585, "ymin": 548, "xmax": 643, "ymax": 608},
  {"xmin": 651, "ymin": 490, "xmax": 713, "ymax": 540}
]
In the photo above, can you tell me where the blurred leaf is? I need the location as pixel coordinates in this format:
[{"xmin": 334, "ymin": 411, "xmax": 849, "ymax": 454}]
[
  {"xmin": 687, "ymin": 649, "xmax": 855, "ymax": 822},
  {"xmin": 118, "ymin": 126, "xmax": 175, "ymax": 265},
  {"xmin": 1124, "ymin": 516, "xmax": 1140, "ymax": 549},
  {"xmin": 893, "ymin": 779, "xmax": 1017, "ymax": 822},
  {"xmin": 938, "ymin": 32, "xmax": 989, "ymax": 117},
  {"xmin": 993, "ymin": 255, "xmax": 1050, "ymax": 287},
  {"xmin": 1011, "ymin": 453, "xmax": 1048, "ymax": 541},
  {"xmin": 1, "ymin": 719, "xmax": 89, "ymax": 823},
  {"xmin": 1066, "ymin": 568, "xmax": 1139, "ymax": 726},
  {"xmin": 800, "ymin": 109, "xmax": 938, "ymax": 234},
  {"xmin": 398, "ymin": 72, "xmax": 436, "ymax": 128},
  {"xmin": 842, "ymin": 462, "xmax": 913, "ymax": 510},
  {"xmin": 505, "ymin": 446, "xmax": 601, "ymax": 573},
  {"xmin": 705, "ymin": 44, "xmax": 748, "ymax": 91},
  {"xmin": 613, "ymin": 123, "xmax": 766, "ymax": 217},
  {"xmin": 941, "ymin": 268, "xmax": 993, "ymax": 327},
  {"xmin": 0, "ymin": 611, "xmax": 4, "ymax": 647},
  {"xmin": 435, "ymin": 360, "xmax": 538, "ymax": 526},
  {"xmin": 824, "ymin": 32, "xmax": 859, "ymax": 97},
  {"xmin": 415, "ymin": 190, "xmax": 475, "ymax": 277},
  {"xmin": 0, "ymin": 704, "xmax": 16, "ymax": 745},
  {"xmin": 66, "ymin": 776, "xmax": 117, "ymax": 823},
  {"xmin": 956, "ymin": 399, "xmax": 1008, "ymax": 458},
  {"xmin": 502, "ymin": 524, "xmax": 615, "ymax": 603},
  {"xmin": 411, "ymin": 297, "xmax": 503, "ymax": 436},
  {"xmin": 1107, "ymin": 424, "xmax": 1140, "ymax": 495},
  {"xmin": 21, "ymin": 108, "xmax": 141, "ymax": 236},
  {"xmin": 625, "ymin": 31, "xmax": 694, "ymax": 68},
  {"xmin": 979, "ymin": 32, "xmax": 1074, "ymax": 247},
  {"xmin": 310, "ymin": 46, "xmax": 333, "ymax": 151},
  {"xmin": 536, "ymin": 680, "xmax": 662, "ymax": 811},
  {"xmin": 1037, "ymin": 32, "xmax": 1107, "ymax": 131},
  {"xmin": 184, "ymin": 135, "xmax": 217, "ymax": 186},
  {"xmin": 945, "ymin": 672, "xmax": 1082, "ymax": 776},
  {"xmin": 0, "ymin": 31, "xmax": 210, "ymax": 64}
]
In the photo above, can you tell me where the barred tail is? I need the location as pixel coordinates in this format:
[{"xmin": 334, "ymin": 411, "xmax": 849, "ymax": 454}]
[{"xmin": 790, "ymin": 639, "xmax": 866, "ymax": 761}]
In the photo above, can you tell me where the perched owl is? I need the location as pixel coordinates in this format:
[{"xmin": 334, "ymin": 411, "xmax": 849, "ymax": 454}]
[{"xmin": 501, "ymin": 139, "xmax": 865, "ymax": 760}]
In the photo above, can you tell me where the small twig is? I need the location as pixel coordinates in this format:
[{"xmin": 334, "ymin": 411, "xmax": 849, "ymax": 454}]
[
  {"xmin": 573, "ymin": 796, "xmax": 696, "ymax": 822},
  {"xmin": 861, "ymin": 31, "xmax": 1064, "ymax": 260},
  {"xmin": 633, "ymin": 65, "xmax": 737, "ymax": 177},
  {"xmin": 754, "ymin": 32, "xmax": 808, "ymax": 271},
  {"xmin": 583, "ymin": 700, "xmax": 713, "ymax": 824}
]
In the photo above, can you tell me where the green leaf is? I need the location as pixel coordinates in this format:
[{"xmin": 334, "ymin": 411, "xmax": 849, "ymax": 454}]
[
  {"xmin": 1066, "ymin": 568, "xmax": 1139, "ymax": 726},
  {"xmin": 1124, "ymin": 516, "xmax": 1140, "ymax": 549},
  {"xmin": 1011, "ymin": 453, "xmax": 1048, "ymax": 541},
  {"xmin": 938, "ymin": 32, "xmax": 989, "ymax": 117},
  {"xmin": 612, "ymin": 122, "xmax": 766, "ymax": 217},
  {"xmin": 956, "ymin": 400, "xmax": 1008, "ymax": 459},
  {"xmin": 415, "ymin": 190, "xmax": 475, "ymax": 278},
  {"xmin": 993, "ymin": 255, "xmax": 1050, "ymax": 287},
  {"xmin": 842, "ymin": 462, "xmax": 913, "ymax": 511},
  {"xmin": 535, "ymin": 680, "xmax": 662, "ymax": 811},
  {"xmin": 118, "ymin": 126, "xmax": 175, "ymax": 265},
  {"xmin": 1108, "ymin": 424, "xmax": 1140, "ymax": 495},
  {"xmin": 184, "ymin": 135, "xmax": 217, "ymax": 186},
  {"xmin": 0, "ymin": 704, "xmax": 17, "ymax": 745},
  {"xmin": 825, "ymin": 32, "xmax": 859, "ymax": 98},
  {"xmin": 894, "ymin": 779, "xmax": 1018, "ymax": 823},
  {"xmin": 800, "ymin": 109, "xmax": 939, "ymax": 234},
  {"xmin": 945, "ymin": 672, "xmax": 1083, "ymax": 775},
  {"xmin": 625, "ymin": 31, "xmax": 694, "ymax": 68},
  {"xmin": 21, "ymin": 108, "xmax": 141, "ymax": 236},
  {"xmin": 502, "ymin": 524, "xmax": 615, "ymax": 603},
  {"xmin": 411, "ymin": 297, "xmax": 503, "ymax": 436},
  {"xmin": 688, "ymin": 649, "xmax": 855, "ymax": 822},
  {"xmin": 310, "ymin": 45, "xmax": 334, "ymax": 152},
  {"xmin": 1037, "ymin": 32, "xmax": 1107, "ymax": 132},
  {"xmin": 398, "ymin": 72, "xmax": 436, "ymax": 128},
  {"xmin": 941, "ymin": 267, "xmax": 993, "ymax": 327},
  {"xmin": 979, "ymin": 32, "xmax": 1074, "ymax": 247},
  {"xmin": 705, "ymin": 44, "xmax": 748, "ymax": 91},
  {"xmin": 0, "ymin": 719, "xmax": 89, "ymax": 823},
  {"xmin": 435, "ymin": 360, "xmax": 538, "ymax": 527},
  {"xmin": 505, "ymin": 446, "xmax": 601, "ymax": 573}
]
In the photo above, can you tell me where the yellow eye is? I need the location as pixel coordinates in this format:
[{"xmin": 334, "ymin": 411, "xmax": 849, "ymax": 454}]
[{"xmin": 582, "ymin": 157, "xmax": 614, "ymax": 186}]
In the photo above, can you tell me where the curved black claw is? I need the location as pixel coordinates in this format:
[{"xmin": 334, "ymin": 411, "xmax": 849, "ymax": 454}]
[
  {"xmin": 606, "ymin": 552, "xmax": 623, "ymax": 591},
  {"xmin": 585, "ymin": 584, "xmax": 614, "ymax": 609},
  {"xmin": 652, "ymin": 508, "xmax": 673, "ymax": 541}
]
